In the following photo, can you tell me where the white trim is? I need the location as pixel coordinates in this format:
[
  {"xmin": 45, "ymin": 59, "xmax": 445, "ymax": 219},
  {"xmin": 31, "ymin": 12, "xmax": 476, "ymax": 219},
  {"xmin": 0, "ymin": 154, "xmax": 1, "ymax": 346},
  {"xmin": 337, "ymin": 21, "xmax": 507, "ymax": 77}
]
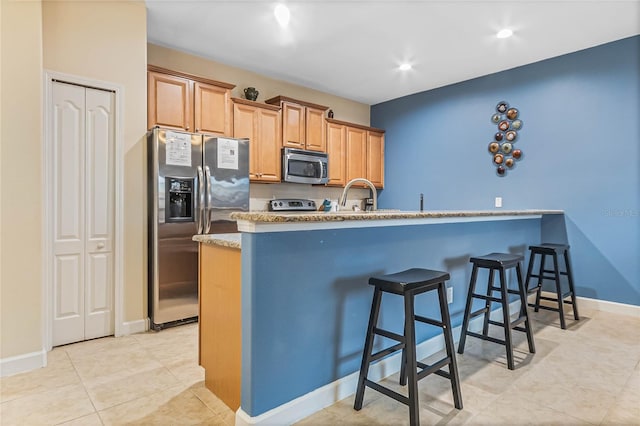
[
  {"xmin": 536, "ymin": 291, "xmax": 640, "ymax": 318},
  {"xmin": 0, "ymin": 350, "xmax": 47, "ymax": 378},
  {"xmin": 234, "ymin": 303, "xmax": 508, "ymax": 426},
  {"xmin": 577, "ymin": 296, "xmax": 640, "ymax": 317},
  {"xmin": 42, "ymin": 70, "xmax": 125, "ymax": 349},
  {"xmin": 120, "ymin": 318, "xmax": 150, "ymax": 336}
]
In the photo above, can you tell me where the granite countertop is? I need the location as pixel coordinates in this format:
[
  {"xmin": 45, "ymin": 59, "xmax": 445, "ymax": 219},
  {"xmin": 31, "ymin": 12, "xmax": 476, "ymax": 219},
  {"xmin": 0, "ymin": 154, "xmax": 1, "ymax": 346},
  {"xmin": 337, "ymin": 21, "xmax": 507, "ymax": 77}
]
[
  {"xmin": 230, "ymin": 209, "xmax": 564, "ymax": 233},
  {"xmin": 230, "ymin": 209, "xmax": 563, "ymax": 223},
  {"xmin": 193, "ymin": 233, "xmax": 241, "ymax": 249}
]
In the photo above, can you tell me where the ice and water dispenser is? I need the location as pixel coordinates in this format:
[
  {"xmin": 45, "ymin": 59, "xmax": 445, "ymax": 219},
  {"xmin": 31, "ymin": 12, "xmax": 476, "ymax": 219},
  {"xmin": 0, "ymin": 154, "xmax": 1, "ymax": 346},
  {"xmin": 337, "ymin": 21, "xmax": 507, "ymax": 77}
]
[{"xmin": 165, "ymin": 177, "xmax": 194, "ymax": 222}]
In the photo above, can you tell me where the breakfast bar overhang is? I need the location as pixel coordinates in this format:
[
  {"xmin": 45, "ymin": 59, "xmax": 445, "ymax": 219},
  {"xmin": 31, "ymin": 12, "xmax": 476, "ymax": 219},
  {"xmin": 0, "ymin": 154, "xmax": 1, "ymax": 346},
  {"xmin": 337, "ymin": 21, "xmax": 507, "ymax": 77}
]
[{"xmin": 229, "ymin": 210, "xmax": 566, "ymax": 424}]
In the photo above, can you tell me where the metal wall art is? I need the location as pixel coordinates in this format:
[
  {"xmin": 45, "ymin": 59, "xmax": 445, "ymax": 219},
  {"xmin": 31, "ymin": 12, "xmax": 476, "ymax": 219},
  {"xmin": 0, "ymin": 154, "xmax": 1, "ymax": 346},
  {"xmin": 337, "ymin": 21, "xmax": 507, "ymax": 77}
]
[{"xmin": 489, "ymin": 101, "xmax": 523, "ymax": 176}]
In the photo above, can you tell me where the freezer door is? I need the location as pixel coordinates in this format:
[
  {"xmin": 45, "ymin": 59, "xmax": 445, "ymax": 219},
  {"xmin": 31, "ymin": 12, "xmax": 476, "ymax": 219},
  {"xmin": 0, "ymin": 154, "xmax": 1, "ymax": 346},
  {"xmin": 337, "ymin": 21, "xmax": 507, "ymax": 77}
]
[
  {"xmin": 203, "ymin": 136, "xmax": 250, "ymax": 234},
  {"xmin": 149, "ymin": 128, "xmax": 203, "ymax": 328}
]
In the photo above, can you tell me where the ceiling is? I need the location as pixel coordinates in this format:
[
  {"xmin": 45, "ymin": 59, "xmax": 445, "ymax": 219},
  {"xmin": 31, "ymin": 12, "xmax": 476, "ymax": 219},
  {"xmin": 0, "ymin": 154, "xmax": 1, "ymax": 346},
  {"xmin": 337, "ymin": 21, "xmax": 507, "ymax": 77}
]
[{"xmin": 146, "ymin": 0, "xmax": 640, "ymax": 105}]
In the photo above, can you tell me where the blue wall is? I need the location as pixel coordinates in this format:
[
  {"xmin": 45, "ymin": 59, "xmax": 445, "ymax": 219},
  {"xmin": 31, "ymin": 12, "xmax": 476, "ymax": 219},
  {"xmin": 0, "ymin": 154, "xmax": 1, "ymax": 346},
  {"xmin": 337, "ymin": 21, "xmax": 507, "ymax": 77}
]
[
  {"xmin": 241, "ymin": 218, "xmax": 542, "ymax": 416},
  {"xmin": 372, "ymin": 36, "xmax": 639, "ymax": 306}
]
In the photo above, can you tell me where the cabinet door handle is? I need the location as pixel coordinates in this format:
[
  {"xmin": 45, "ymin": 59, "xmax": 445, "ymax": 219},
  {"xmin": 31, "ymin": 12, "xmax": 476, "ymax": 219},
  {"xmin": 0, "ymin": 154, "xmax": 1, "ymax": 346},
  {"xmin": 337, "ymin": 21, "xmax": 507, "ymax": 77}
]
[
  {"xmin": 186, "ymin": 125, "xmax": 190, "ymax": 131},
  {"xmin": 97, "ymin": 242, "xmax": 105, "ymax": 249}
]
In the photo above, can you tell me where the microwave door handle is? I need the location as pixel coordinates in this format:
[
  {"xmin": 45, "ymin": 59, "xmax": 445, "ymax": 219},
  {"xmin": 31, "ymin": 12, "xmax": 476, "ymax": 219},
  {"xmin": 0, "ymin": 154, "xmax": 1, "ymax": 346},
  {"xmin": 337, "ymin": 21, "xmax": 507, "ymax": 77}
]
[
  {"xmin": 204, "ymin": 166, "xmax": 212, "ymax": 234},
  {"xmin": 197, "ymin": 166, "xmax": 205, "ymax": 234}
]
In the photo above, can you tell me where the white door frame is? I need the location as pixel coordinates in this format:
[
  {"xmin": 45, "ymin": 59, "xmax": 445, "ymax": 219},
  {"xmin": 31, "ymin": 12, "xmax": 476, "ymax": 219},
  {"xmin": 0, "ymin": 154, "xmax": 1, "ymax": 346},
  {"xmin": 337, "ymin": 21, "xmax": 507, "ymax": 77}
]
[{"xmin": 42, "ymin": 70, "xmax": 125, "ymax": 351}]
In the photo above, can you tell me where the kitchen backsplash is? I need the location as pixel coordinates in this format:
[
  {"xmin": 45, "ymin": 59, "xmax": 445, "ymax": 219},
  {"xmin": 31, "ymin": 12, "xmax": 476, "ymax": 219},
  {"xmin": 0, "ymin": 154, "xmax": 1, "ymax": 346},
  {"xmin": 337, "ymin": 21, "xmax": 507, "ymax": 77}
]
[{"xmin": 250, "ymin": 183, "xmax": 371, "ymax": 212}]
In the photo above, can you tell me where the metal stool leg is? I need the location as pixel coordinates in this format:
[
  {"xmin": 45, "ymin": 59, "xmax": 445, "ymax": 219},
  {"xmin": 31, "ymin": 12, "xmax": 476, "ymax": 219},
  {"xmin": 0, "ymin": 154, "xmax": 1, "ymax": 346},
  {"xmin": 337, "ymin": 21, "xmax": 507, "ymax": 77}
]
[
  {"xmin": 564, "ymin": 249, "xmax": 580, "ymax": 321},
  {"xmin": 437, "ymin": 283, "xmax": 463, "ymax": 409},
  {"xmin": 458, "ymin": 264, "xmax": 479, "ymax": 354},
  {"xmin": 499, "ymin": 267, "xmax": 515, "ymax": 370},
  {"xmin": 354, "ymin": 287, "xmax": 383, "ymax": 410}
]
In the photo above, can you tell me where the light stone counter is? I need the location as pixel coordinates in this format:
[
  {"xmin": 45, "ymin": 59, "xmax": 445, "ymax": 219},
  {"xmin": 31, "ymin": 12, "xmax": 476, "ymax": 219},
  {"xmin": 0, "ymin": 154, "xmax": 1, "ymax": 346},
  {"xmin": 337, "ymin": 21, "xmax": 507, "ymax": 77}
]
[
  {"xmin": 193, "ymin": 233, "xmax": 241, "ymax": 249},
  {"xmin": 230, "ymin": 209, "xmax": 564, "ymax": 233}
]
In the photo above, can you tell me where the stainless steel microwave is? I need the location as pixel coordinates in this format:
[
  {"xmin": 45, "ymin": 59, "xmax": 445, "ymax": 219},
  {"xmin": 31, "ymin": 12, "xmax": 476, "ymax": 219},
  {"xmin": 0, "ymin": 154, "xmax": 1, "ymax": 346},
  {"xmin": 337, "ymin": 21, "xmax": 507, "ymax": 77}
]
[{"xmin": 282, "ymin": 148, "xmax": 329, "ymax": 184}]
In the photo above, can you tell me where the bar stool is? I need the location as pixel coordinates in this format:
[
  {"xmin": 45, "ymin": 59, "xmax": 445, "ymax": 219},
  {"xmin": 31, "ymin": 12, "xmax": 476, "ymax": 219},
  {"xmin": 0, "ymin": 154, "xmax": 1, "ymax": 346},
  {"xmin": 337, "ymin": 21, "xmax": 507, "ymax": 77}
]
[
  {"xmin": 457, "ymin": 253, "xmax": 535, "ymax": 370},
  {"xmin": 354, "ymin": 268, "xmax": 463, "ymax": 426},
  {"xmin": 524, "ymin": 243, "xmax": 579, "ymax": 329}
]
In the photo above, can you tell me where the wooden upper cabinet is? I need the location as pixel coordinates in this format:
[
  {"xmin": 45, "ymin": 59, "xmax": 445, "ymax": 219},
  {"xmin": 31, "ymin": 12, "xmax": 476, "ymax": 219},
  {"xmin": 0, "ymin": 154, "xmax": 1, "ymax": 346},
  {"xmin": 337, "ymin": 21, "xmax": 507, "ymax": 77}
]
[
  {"xmin": 366, "ymin": 130, "xmax": 385, "ymax": 188},
  {"xmin": 147, "ymin": 66, "xmax": 234, "ymax": 135},
  {"xmin": 281, "ymin": 102, "xmax": 305, "ymax": 149},
  {"xmin": 327, "ymin": 118, "xmax": 385, "ymax": 189},
  {"xmin": 326, "ymin": 121, "xmax": 346, "ymax": 187},
  {"xmin": 232, "ymin": 98, "xmax": 281, "ymax": 183},
  {"xmin": 147, "ymin": 71, "xmax": 192, "ymax": 131},
  {"xmin": 265, "ymin": 96, "xmax": 328, "ymax": 152},
  {"xmin": 345, "ymin": 126, "xmax": 367, "ymax": 186},
  {"xmin": 194, "ymin": 82, "xmax": 231, "ymax": 136},
  {"xmin": 305, "ymin": 106, "xmax": 327, "ymax": 151}
]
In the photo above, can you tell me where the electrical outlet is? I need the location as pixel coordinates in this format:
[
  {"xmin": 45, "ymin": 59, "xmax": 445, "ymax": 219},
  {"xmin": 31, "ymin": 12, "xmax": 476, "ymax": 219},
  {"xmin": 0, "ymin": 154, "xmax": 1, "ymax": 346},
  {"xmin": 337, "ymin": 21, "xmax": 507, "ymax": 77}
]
[
  {"xmin": 447, "ymin": 286, "xmax": 453, "ymax": 304},
  {"xmin": 495, "ymin": 196, "xmax": 503, "ymax": 208}
]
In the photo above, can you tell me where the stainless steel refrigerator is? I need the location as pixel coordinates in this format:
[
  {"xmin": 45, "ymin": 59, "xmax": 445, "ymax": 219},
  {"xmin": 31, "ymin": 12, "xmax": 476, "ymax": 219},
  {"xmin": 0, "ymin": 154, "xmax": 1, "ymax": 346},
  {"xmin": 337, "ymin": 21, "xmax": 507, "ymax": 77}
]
[{"xmin": 147, "ymin": 127, "xmax": 249, "ymax": 330}]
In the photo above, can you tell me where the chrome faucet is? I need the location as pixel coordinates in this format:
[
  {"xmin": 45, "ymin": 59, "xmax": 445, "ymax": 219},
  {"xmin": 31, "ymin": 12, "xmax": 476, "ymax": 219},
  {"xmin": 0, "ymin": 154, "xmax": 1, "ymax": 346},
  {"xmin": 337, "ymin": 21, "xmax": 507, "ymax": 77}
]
[{"xmin": 339, "ymin": 178, "xmax": 378, "ymax": 211}]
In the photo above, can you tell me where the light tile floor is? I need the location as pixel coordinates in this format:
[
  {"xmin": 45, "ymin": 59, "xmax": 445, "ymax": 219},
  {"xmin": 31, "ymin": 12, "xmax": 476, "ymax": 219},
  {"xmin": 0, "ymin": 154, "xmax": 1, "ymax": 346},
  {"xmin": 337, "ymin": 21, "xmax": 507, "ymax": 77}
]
[{"xmin": 1, "ymin": 308, "xmax": 638, "ymax": 425}]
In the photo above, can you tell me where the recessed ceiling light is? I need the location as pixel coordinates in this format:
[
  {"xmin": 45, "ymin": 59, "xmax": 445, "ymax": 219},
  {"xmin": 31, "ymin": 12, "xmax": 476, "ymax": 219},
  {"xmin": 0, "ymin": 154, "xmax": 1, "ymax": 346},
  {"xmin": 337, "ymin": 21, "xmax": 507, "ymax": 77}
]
[
  {"xmin": 274, "ymin": 4, "xmax": 290, "ymax": 28},
  {"xmin": 496, "ymin": 28, "xmax": 513, "ymax": 39},
  {"xmin": 399, "ymin": 63, "xmax": 412, "ymax": 71}
]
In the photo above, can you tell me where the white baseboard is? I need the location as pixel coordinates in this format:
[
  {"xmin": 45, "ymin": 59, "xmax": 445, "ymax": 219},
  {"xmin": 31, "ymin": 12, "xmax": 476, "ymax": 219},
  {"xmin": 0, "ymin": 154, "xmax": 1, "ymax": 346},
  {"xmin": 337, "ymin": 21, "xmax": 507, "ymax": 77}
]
[
  {"xmin": 118, "ymin": 318, "xmax": 149, "ymax": 336},
  {"xmin": 576, "ymin": 295, "xmax": 639, "ymax": 317},
  {"xmin": 536, "ymin": 291, "xmax": 640, "ymax": 318},
  {"xmin": 0, "ymin": 349, "xmax": 47, "ymax": 378}
]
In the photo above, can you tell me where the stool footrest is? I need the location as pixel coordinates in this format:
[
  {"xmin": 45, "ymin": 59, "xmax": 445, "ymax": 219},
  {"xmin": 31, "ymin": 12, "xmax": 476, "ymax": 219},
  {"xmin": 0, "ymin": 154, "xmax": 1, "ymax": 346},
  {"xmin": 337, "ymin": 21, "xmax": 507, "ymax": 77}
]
[
  {"xmin": 370, "ymin": 342, "xmax": 404, "ymax": 363},
  {"xmin": 416, "ymin": 357, "xmax": 451, "ymax": 381},
  {"xmin": 373, "ymin": 327, "xmax": 404, "ymax": 343},
  {"xmin": 414, "ymin": 314, "xmax": 444, "ymax": 328},
  {"xmin": 538, "ymin": 294, "xmax": 574, "ymax": 303},
  {"xmin": 471, "ymin": 293, "xmax": 503, "ymax": 303},
  {"xmin": 487, "ymin": 316, "xmax": 527, "ymax": 329},
  {"xmin": 469, "ymin": 307, "xmax": 490, "ymax": 319},
  {"xmin": 465, "ymin": 331, "xmax": 506, "ymax": 346},
  {"xmin": 363, "ymin": 379, "xmax": 409, "ymax": 406}
]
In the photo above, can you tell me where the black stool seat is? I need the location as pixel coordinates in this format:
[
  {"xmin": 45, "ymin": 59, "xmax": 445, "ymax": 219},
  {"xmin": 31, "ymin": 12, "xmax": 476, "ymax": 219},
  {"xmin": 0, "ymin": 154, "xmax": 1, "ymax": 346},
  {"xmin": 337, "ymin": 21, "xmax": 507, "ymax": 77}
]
[
  {"xmin": 458, "ymin": 252, "xmax": 535, "ymax": 370},
  {"xmin": 469, "ymin": 253, "xmax": 524, "ymax": 268},
  {"xmin": 525, "ymin": 243, "xmax": 579, "ymax": 329},
  {"xmin": 369, "ymin": 268, "xmax": 450, "ymax": 294},
  {"xmin": 354, "ymin": 268, "xmax": 463, "ymax": 426}
]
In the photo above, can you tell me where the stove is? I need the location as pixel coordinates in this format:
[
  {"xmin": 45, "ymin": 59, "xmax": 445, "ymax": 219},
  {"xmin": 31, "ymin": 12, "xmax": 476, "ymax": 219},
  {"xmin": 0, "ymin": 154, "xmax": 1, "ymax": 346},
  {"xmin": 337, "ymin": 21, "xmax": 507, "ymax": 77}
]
[{"xmin": 269, "ymin": 198, "xmax": 317, "ymax": 212}]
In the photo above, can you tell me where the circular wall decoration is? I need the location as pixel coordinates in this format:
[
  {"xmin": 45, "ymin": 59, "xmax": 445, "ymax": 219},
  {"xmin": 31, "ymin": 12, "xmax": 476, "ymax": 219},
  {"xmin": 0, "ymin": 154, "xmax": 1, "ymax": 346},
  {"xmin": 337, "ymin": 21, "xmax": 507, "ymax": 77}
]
[{"xmin": 488, "ymin": 101, "xmax": 524, "ymax": 176}]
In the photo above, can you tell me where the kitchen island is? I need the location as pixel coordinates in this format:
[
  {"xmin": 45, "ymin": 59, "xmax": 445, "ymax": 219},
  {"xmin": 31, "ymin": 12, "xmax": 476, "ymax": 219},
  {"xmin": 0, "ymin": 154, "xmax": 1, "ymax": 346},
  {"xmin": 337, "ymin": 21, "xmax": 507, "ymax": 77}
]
[{"xmin": 217, "ymin": 210, "xmax": 567, "ymax": 425}]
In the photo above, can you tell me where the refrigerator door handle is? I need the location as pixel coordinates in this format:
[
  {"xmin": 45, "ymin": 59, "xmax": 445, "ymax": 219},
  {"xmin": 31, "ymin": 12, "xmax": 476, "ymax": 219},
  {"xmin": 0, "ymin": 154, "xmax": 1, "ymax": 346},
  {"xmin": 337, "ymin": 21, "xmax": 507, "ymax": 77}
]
[
  {"xmin": 204, "ymin": 165, "xmax": 212, "ymax": 234},
  {"xmin": 197, "ymin": 166, "xmax": 205, "ymax": 234}
]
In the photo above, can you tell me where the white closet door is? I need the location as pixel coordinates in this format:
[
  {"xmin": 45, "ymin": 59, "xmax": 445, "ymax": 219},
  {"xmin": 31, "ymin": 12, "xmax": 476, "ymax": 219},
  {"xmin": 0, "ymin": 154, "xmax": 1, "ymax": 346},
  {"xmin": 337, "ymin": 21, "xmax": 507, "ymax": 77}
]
[
  {"xmin": 84, "ymin": 88, "xmax": 115, "ymax": 339},
  {"xmin": 51, "ymin": 82, "xmax": 114, "ymax": 346}
]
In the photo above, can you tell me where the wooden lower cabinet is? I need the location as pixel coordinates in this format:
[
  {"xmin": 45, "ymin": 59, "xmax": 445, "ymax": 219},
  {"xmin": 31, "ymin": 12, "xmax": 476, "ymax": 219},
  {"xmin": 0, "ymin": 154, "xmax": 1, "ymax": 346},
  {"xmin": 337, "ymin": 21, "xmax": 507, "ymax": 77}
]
[{"xmin": 199, "ymin": 243, "xmax": 241, "ymax": 411}]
